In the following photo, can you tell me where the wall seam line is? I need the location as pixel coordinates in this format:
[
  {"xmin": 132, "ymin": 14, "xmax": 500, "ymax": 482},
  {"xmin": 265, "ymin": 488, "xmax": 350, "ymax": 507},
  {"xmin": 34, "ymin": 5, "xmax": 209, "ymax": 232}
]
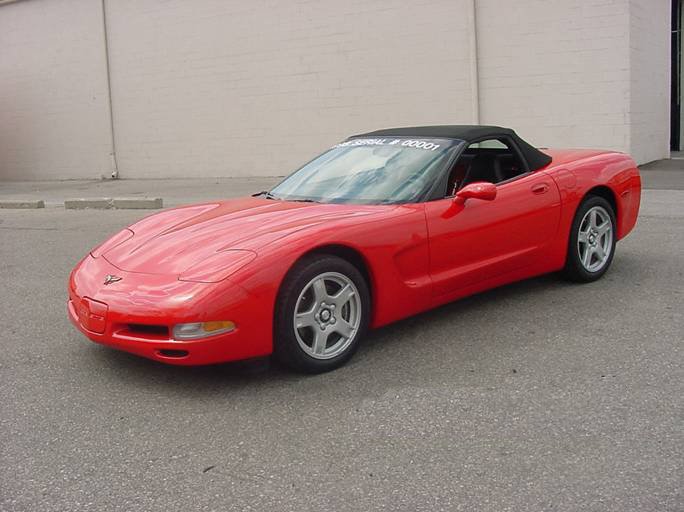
[
  {"xmin": 468, "ymin": 0, "xmax": 481, "ymax": 125},
  {"xmin": 102, "ymin": 0, "xmax": 119, "ymax": 179}
]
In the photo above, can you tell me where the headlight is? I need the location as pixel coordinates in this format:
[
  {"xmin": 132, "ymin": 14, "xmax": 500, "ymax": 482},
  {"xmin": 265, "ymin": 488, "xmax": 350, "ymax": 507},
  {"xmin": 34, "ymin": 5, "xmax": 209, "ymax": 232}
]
[
  {"xmin": 173, "ymin": 321, "xmax": 236, "ymax": 340},
  {"xmin": 90, "ymin": 229, "xmax": 134, "ymax": 258},
  {"xmin": 179, "ymin": 249, "xmax": 257, "ymax": 283}
]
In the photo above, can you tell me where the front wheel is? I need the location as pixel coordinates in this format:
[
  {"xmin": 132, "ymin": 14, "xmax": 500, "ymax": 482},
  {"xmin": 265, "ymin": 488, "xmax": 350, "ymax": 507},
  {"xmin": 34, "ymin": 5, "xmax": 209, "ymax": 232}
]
[
  {"xmin": 562, "ymin": 196, "xmax": 616, "ymax": 282},
  {"xmin": 274, "ymin": 255, "xmax": 370, "ymax": 373}
]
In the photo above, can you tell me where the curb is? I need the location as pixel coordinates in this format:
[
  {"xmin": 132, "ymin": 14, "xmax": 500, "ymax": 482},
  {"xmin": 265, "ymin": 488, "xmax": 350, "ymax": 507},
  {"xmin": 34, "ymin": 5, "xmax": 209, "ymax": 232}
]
[
  {"xmin": 0, "ymin": 199, "xmax": 45, "ymax": 209},
  {"xmin": 64, "ymin": 198, "xmax": 112, "ymax": 210},
  {"xmin": 64, "ymin": 197, "xmax": 163, "ymax": 210},
  {"xmin": 111, "ymin": 197, "xmax": 163, "ymax": 209}
]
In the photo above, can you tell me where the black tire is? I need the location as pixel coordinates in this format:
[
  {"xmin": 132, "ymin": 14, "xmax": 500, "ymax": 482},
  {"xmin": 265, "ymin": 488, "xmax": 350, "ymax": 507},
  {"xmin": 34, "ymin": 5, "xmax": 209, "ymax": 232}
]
[
  {"xmin": 274, "ymin": 254, "xmax": 370, "ymax": 373},
  {"xmin": 562, "ymin": 195, "xmax": 617, "ymax": 282}
]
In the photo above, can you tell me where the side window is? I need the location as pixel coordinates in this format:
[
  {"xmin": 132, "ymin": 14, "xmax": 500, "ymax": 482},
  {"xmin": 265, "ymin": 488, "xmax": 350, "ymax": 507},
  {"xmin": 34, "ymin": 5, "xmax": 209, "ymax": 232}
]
[
  {"xmin": 444, "ymin": 138, "xmax": 527, "ymax": 196},
  {"xmin": 468, "ymin": 139, "xmax": 508, "ymax": 150}
]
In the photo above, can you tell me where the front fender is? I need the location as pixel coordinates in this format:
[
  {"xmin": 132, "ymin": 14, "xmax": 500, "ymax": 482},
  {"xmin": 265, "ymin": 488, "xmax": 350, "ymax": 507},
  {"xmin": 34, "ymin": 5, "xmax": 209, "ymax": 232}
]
[{"xmin": 228, "ymin": 203, "xmax": 433, "ymax": 329}]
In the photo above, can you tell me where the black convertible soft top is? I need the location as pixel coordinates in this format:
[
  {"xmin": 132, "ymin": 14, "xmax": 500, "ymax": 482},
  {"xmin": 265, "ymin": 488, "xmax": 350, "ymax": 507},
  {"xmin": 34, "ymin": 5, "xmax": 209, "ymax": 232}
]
[{"xmin": 354, "ymin": 125, "xmax": 552, "ymax": 171}]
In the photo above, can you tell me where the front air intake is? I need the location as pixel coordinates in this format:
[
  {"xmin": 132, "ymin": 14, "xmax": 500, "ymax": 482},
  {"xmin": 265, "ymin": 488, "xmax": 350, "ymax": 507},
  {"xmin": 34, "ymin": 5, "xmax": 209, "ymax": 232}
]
[{"xmin": 157, "ymin": 349, "xmax": 189, "ymax": 358}]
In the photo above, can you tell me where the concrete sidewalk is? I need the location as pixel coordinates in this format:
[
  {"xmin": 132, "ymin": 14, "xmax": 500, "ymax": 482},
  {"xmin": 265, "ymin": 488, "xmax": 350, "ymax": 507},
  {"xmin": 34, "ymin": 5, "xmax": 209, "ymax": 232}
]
[
  {"xmin": 639, "ymin": 158, "xmax": 684, "ymax": 190},
  {"xmin": 0, "ymin": 176, "xmax": 281, "ymax": 208},
  {"xmin": 0, "ymin": 158, "xmax": 681, "ymax": 209}
]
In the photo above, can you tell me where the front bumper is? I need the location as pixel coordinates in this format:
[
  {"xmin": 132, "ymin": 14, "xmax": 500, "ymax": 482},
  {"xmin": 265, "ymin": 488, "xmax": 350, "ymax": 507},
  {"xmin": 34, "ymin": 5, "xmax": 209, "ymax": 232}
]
[{"xmin": 68, "ymin": 255, "xmax": 272, "ymax": 365}]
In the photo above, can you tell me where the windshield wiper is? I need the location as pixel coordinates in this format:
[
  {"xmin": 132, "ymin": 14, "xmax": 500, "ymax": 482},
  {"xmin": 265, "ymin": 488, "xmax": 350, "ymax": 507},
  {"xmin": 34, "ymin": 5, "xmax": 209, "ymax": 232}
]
[
  {"xmin": 253, "ymin": 191, "xmax": 319, "ymax": 203},
  {"xmin": 253, "ymin": 191, "xmax": 280, "ymax": 200}
]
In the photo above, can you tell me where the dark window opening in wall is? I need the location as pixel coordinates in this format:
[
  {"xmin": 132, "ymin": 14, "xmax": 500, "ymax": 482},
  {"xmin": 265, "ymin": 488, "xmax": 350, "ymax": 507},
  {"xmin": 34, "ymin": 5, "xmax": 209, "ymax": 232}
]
[{"xmin": 671, "ymin": 0, "xmax": 682, "ymax": 150}]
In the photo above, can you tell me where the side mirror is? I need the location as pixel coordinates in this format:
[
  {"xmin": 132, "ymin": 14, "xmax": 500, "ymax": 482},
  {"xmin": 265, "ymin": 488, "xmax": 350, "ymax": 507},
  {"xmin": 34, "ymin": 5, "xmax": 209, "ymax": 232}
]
[{"xmin": 454, "ymin": 182, "xmax": 497, "ymax": 203}]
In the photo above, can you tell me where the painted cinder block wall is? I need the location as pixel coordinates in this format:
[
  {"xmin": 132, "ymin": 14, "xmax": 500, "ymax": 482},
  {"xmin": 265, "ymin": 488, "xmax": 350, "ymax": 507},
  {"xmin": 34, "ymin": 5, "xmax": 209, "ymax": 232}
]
[
  {"xmin": 628, "ymin": 0, "xmax": 671, "ymax": 164},
  {"xmin": 478, "ymin": 0, "xmax": 632, "ymax": 155},
  {"xmin": 477, "ymin": 0, "xmax": 670, "ymax": 164},
  {"xmin": 0, "ymin": 0, "xmax": 114, "ymax": 180},
  {"xmin": 0, "ymin": 0, "xmax": 671, "ymax": 180},
  {"xmin": 103, "ymin": 0, "xmax": 476, "ymax": 179}
]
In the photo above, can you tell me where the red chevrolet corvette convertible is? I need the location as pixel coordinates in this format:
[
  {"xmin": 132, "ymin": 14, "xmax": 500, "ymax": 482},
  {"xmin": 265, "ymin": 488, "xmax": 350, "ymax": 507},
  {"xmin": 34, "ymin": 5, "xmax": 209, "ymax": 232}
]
[{"xmin": 69, "ymin": 126, "xmax": 641, "ymax": 372}]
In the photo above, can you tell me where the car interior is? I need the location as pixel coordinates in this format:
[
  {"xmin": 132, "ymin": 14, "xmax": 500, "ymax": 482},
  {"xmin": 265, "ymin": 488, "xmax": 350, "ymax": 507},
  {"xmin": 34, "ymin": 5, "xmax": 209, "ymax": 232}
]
[{"xmin": 446, "ymin": 138, "xmax": 528, "ymax": 196}]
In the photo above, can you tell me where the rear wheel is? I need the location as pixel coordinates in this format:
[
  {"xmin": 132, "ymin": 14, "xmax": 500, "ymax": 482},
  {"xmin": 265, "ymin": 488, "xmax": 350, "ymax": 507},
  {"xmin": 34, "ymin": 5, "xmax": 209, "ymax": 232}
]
[
  {"xmin": 274, "ymin": 255, "xmax": 370, "ymax": 373},
  {"xmin": 562, "ymin": 196, "xmax": 616, "ymax": 282}
]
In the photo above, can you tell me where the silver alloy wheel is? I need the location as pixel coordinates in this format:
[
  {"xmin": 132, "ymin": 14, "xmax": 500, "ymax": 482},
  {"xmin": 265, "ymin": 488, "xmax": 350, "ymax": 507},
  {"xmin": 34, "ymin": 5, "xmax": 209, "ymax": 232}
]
[
  {"xmin": 577, "ymin": 205, "xmax": 613, "ymax": 272},
  {"xmin": 293, "ymin": 271, "xmax": 362, "ymax": 360}
]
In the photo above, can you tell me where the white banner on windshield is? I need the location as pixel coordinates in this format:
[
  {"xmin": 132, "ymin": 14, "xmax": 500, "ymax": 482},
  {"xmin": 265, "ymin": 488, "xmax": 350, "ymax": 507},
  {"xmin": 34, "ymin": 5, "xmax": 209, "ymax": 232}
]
[{"xmin": 334, "ymin": 138, "xmax": 447, "ymax": 152}]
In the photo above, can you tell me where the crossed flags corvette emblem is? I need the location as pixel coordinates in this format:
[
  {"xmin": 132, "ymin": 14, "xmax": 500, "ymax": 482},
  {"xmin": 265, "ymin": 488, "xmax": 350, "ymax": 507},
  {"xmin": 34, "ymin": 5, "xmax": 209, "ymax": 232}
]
[{"xmin": 103, "ymin": 274, "xmax": 123, "ymax": 285}]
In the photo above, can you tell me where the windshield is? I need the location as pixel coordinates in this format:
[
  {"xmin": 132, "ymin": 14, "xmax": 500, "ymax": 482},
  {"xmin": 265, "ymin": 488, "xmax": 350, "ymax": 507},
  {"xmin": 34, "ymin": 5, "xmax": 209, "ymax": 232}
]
[{"xmin": 269, "ymin": 137, "xmax": 462, "ymax": 204}]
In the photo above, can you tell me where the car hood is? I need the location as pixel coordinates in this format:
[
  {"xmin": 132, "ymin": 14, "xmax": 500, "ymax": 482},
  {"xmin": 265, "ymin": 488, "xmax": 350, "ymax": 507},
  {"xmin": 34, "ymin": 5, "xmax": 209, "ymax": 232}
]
[{"xmin": 102, "ymin": 197, "xmax": 387, "ymax": 276}]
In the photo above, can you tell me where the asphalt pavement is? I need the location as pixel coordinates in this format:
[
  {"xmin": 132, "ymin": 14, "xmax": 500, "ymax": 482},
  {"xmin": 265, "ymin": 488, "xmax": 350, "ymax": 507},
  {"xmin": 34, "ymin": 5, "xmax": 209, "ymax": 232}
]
[{"xmin": 0, "ymin": 179, "xmax": 682, "ymax": 511}]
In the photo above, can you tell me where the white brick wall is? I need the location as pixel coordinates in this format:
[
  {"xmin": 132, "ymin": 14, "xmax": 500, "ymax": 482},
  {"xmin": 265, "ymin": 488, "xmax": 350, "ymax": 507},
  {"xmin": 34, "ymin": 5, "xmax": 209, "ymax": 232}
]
[
  {"xmin": 629, "ymin": 0, "xmax": 671, "ymax": 164},
  {"xmin": 0, "ymin": 0, "xmax": 113, "ymax": 180},
  {"xmin": 105, "ymin": 0, "xmax": 475, "ymax": 178},
  {"xmin": 476, "ymin": 0, "xmax": 669, "ymax": 165},
  {"xmin": 0, "ymin": 0, "xmax": 672, "ymax": 179},
  {"xmin": 477, "ymin": 0, "xmax": 632, "ymax": 155}
]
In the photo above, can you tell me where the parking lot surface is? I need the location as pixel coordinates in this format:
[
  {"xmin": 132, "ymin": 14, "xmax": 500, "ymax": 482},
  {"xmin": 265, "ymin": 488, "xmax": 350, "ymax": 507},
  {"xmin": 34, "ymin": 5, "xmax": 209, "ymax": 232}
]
[{"xmin": 1, "ymin": 188, "xmax": 682, "ymax": 511}]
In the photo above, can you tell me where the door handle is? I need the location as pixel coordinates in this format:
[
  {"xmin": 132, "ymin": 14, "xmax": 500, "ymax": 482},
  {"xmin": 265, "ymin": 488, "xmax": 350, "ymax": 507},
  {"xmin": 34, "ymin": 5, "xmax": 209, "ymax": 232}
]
[{"xmin": 531, "ymin": 183, "xmax": 549, "ymax": 194}]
